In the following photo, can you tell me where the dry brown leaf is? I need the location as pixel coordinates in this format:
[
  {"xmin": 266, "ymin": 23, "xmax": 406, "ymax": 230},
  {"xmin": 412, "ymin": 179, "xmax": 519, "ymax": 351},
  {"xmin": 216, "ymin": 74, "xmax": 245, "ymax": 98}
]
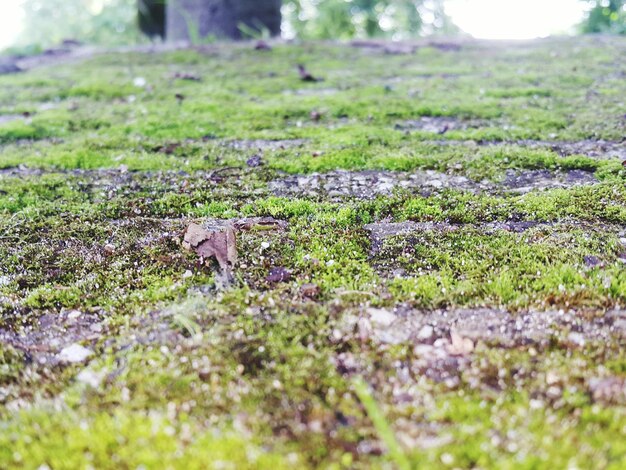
[
  {"xmin": 183, "ymin": 223, "xmax": 237, "ymax": 273},
  {"xmin": 447, "ymin": 331, "xmax": 474, "ymax": 356}
]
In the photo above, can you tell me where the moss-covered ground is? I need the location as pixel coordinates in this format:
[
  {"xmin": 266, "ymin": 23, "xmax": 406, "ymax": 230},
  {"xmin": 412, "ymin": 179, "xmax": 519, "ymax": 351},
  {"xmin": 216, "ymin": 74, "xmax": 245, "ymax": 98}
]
[{"xmin": 1, "ymin": 37, "xmax": 625, "ymax": 469}]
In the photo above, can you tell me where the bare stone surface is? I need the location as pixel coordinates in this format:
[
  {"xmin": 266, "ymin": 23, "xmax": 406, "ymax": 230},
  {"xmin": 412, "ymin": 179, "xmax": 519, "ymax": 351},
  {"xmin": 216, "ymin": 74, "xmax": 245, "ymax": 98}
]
[
  {"xmin": 503, "ymin": 169, "xmax": 598, "ymax": 193},
  {"xmin": 269, "ymin": 168, "xmax": 599, "ymax": 199},
  {"xmin": 588, "ymin": 376, "xmax": 626, "ymax": 405},
  {"xmin": 0, "ymin": 114, "xmax": 26, "ymax": 125},
  {"xmin": 516, "ymin": 139, "xmax": 626, "ymax": 160},
  {"xmin": 0, "ymin": 165, "xmax": 45, "ymax": 177},
  {"xmin": 350, "ymin": 38, "xmax": 465, "ymax": 55},
  {"xmin": 269, "ymin": 169, "xmax": 481, "ymax": 199},
  {"xmin": 57, "ymin": 343, "xmax": 94, "ymax": 363},
  {"xmin": 395, "ymin": 116, "xmax": 491, "ymax": 134},
  {"xmin": 283, "ymin": 88, "xmax": 340, "ymax": 97},
  {"xmin": 0, "ymin": 309, "xmax": 104, "ymax": 366},
  {"xmin": 225, "ymin": 139, "xmax": 307, "ymax": 152},
  {"xmin": 334, "ymin": 305, "xmax": 626, "ymax": 389},
  {"xmin": 364, "ymin": 221, "xmax": 549, "ymax": 254},
  {"xmin": 418, "ymin": 138, "xmax": 626, "ymax": 160},
  {"xmin": 0, "ymin": 59, "xmax": 21, "ymax": 75},
  {"xmin": 343, "ymin": 306, "xmax": 625, "ymax": 349}
]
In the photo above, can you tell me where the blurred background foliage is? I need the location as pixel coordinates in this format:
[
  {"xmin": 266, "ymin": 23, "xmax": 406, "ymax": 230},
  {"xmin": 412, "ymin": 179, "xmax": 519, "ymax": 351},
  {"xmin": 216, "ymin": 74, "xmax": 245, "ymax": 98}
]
[
  {"xmin": 7, "ymin": 0, "xmax": 626, "ymax": 52},
  {"xmin": 16, "ymin": 0, "xmax": 141, "ymax": 49},
  {"xmin": 581, "ymin": 0, "xmax": 625, "ymax": 34},
  {"xmin": 281, "ymin": 0, "xmax": 457, "ymax": 39}
]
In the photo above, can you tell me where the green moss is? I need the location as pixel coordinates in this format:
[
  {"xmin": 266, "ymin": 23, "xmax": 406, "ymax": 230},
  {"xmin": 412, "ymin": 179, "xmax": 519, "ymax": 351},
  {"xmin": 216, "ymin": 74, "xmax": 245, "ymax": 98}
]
[
  {"xmin": 0, "ymin": 119, "xmax": 52, "ymax": 143},
  {"xmin": 384, "ymin": 226, "xmax": 624, "ymax": 308},
  {"xmin": 1, "ymin": 37, "xmax": 625, "ymax": 469},
  {"xmin": 0, "ymin": 409, "xmax": 295, "ymax": 470},
  {"xmin": 486, "ymin": 87, "xmax": 552, "ymax": 98},
  {"xmin": 0, "ymin": 345, "xmax": 24, "ymax": 385}
]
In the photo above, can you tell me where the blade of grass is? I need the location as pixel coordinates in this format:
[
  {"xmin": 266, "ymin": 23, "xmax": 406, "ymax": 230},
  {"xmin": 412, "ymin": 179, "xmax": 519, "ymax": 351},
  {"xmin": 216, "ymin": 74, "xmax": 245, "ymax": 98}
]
[{"xmin": 353, "ymin": 377, "xmax": 412, "ymax": 470}]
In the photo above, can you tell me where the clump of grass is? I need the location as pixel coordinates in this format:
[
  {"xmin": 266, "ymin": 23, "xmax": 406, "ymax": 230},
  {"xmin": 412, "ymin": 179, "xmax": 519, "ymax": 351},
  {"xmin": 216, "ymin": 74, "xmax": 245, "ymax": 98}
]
[{"xmin": 353, "ymin": 377, "xmax": 411, "ymax": 470}]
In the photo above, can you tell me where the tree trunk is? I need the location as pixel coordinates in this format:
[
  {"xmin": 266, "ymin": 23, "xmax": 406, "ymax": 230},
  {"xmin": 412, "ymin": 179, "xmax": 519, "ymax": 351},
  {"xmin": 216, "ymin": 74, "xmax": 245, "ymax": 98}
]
[
  {"xmin": 138, "ymin": 0, "xmax": 166, "ymax": 39},
  {"xmin": 166, "ymin": 0, "xmax": 282, "ymax": 41}
]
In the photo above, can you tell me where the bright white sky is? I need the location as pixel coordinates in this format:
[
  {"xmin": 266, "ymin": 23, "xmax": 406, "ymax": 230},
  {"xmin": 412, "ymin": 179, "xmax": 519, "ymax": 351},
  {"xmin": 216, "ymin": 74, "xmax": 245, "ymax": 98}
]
[
  {"xmin": 0, "ymin": 0, "xmax": 589, "ymax": 50},
  {"xmin": 0, "ymin": 0, "xmax": 25, "ymax": 50},
  {"xmin": 445, "ymin": 0, "xmax": 588, "ymax": 39}
]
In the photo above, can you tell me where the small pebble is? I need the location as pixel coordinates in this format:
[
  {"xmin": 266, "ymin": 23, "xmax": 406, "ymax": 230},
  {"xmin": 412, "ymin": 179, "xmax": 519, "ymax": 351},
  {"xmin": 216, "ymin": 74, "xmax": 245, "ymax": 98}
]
[{"xmin": 57, "ymin": 344, "xmax": 93, "ymax": 363}]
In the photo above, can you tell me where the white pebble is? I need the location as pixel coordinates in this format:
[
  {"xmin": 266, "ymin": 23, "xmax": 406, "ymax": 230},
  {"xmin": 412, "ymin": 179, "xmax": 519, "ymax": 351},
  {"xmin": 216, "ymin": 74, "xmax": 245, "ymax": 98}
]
[
  {"xmin": 57, "ymin": 344, "xmax": 93, "ymax": 363},
  {"xmin": 133, "ymin": 77, "xmax": 147, "ymax": 87},
  {"xmin": 417, "ymin": 325, "xmax": 434, "ymax": 340},
  {"xmin": 367, "ymin": 308, "xmax": 396, "ymax": 327},
  {"xmin": 76, "ymin": 369, "xmax": 105, "ymax": 388}
]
